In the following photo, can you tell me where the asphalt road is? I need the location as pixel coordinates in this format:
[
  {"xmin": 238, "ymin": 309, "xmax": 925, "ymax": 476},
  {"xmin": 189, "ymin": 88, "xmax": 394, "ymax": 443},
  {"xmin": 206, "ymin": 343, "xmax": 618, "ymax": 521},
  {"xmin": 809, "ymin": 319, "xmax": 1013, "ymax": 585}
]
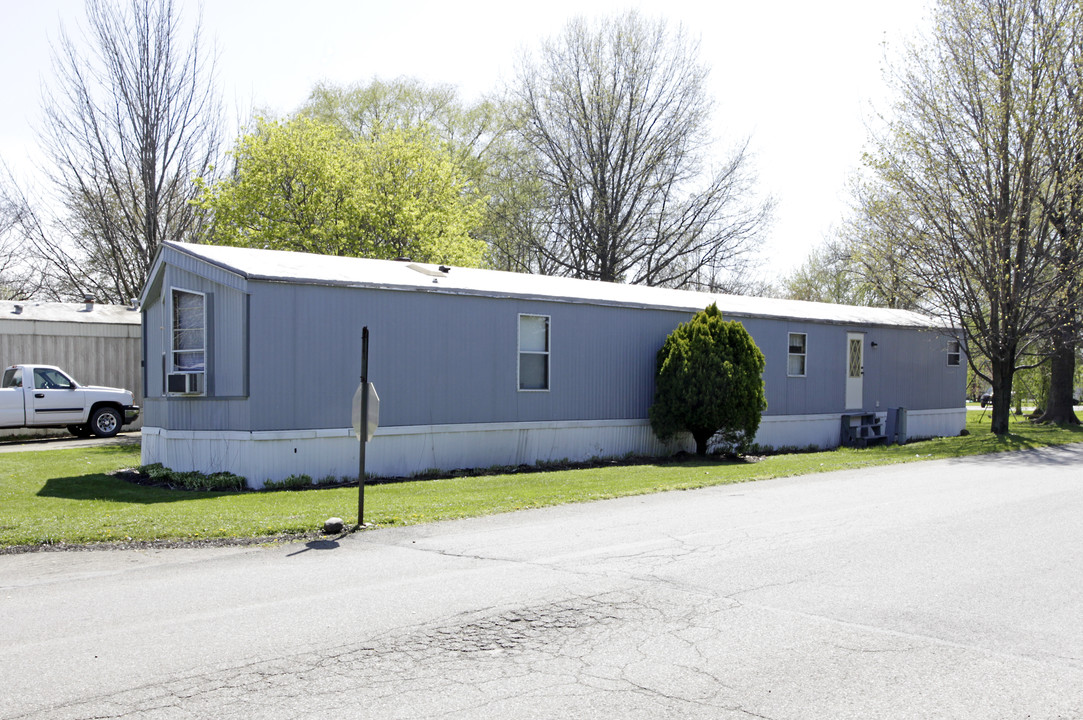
[
  {"xmin": 0, "ymin": 431, "xmax": 140, "ymax": 453},
  {"xmin": 1, "ymin": 445, "xmax": 1081, "ymax": 719}
]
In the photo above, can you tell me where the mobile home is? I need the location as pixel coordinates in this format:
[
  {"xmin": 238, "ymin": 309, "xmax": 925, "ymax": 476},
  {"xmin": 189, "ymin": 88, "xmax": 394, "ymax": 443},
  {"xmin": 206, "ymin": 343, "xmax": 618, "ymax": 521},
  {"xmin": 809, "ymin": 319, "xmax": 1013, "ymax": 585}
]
[{"xmin": 140, "ymin": 242, "xmax": 965, "ymax": 486}]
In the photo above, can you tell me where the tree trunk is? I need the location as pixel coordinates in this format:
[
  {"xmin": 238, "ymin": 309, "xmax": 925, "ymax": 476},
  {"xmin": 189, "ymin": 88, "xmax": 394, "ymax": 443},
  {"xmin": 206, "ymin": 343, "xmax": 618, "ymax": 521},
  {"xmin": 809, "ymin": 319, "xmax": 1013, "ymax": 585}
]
[
  {"xmin": 692, "ymin": 429, "xmax": 712, "ymax": 456},
  {"xmin": 1035, "ymin": 338, "xmax": 1080, "ymax": 424},
  {"xmin": 1034, "ymin": 226, "xmax": 1080, "ymax": 424},
  {"xmin": 989, "ymin": 359, "xmax": 1015, "ymax": 435}
]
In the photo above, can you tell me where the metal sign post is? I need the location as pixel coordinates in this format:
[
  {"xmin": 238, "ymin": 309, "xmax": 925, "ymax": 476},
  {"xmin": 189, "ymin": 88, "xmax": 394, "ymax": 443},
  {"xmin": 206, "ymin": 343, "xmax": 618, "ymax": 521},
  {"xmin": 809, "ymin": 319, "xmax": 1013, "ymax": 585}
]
[
  {"xmin": 357, "ymin": 327, "xmax": 369, "ymax": 528},
  {"xmin": 350, "ymin": 327, "xmax": 381, "ymax": 529}
]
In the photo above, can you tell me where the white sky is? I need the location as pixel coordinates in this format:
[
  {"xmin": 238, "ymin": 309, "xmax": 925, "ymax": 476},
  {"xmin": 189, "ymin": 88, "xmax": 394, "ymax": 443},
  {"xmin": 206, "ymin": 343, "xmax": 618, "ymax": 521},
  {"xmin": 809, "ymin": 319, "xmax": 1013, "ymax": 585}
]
[{"xmin": 0, "ymin": 0, "xmax": 930, "ymax": 280}]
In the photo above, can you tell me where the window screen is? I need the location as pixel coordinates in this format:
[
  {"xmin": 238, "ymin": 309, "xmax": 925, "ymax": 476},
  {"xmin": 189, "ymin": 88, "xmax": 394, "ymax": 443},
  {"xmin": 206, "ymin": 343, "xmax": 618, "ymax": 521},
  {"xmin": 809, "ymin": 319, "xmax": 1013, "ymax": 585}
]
[
  {"xmin": 787, "ymin": 333, "xmax": 807, "ymax": 377},
  {"xmin": 519, "ymin": 314, "xmax": 550, "ymax": 391},
  {"xmin": 947, "ymin": 340, "xmax": 961, "ymax": 367},
  {"xmin": 172, "ymin": 289, "xmax": 206, "ymax": 372}
]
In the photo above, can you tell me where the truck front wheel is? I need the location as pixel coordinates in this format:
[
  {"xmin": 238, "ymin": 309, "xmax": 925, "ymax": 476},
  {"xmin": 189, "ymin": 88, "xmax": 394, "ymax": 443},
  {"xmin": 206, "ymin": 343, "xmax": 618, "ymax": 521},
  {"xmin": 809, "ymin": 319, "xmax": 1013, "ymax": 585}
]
[{"xmin": 90, "ymin": 407, "xmax": 122, "ymax": 438}]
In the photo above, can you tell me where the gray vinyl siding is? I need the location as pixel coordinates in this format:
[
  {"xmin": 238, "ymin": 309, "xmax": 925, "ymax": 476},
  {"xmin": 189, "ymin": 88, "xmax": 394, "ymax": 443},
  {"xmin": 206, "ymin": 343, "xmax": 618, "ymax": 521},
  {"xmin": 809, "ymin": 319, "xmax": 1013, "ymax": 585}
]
[
  {"xmin": 865, "ymin": 325, "xmax": 966, "ymax": 410},
  {"xmin": 157, "ymin": 246, "xmax": 249, "ymax": 293},
  {"xmin": 142, "ymin": 294, "xmax": 166, "ymax": 404},
  {"xmin": 774, "ymin": 321, "xmax": 852, "ymax": 415},
  {"xmin": 142, "ymin": 249, "xmax": 964, "ymax": 433},
  {"xmin": 763, "ymin": 323, "xmax": 964, "ymax": 415},
  {"xmin": 241, "ymin": 283, "xmax": 962, "ymax": 432},
  {"xmin": 0, "ymin": 320, "xmax": 140, "ymax": 394},
  {"xmin": 144, "ymin": 267, "xmax": 247, "ymax": 388},
  {"xmin": 144, "ymin": 397, "xmax": 252, "ymax": 431},
  {"xmin": 242, "ymin": 285, "xmax": 684, "ymax": 431},
  {"xmin": 142, "ymin": 257, "xmax": 251, "ymax": 430}
]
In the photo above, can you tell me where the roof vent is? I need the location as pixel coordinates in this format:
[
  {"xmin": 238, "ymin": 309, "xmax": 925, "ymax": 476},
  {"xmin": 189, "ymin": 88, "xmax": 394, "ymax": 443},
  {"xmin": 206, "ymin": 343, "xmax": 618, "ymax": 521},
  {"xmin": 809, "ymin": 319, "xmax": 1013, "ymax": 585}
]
[
  {"xmin": 406, "ymin": 263, "xmax": 450, "ymax": 279},
  {"xmin": 128, "ymin": 298, "xmax": 139, "ymax": 311},
  {"xmin": 12, "ymin": 304, "xmax": 22, "ymax": 315}
]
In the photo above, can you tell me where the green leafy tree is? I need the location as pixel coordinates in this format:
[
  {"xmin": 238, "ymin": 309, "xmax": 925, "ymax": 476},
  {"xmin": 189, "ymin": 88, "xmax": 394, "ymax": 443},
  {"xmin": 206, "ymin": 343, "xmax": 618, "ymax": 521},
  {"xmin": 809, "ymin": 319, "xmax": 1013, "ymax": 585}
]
[
  {"xmin": 297, "ymin": 78, "xmax": 540, "ymax": 267},
  {"xmin": 195, "ymin": 117, "xmax": 486, "ymax": 266},
  {"xmin": 649, "ymin": 304, "xmax": 766, "ymax": 456},
  {"xmin": 481, "ymin": 135, "xmax": 563, "ymax": 274},
  {"xmin": 298, "ymin": 78, "xmax": 504, "ymax": 185},
  {"xmin": 782, "ymin": 237, "xmax": 867, "ymax": 305},
  {"xmin": 868, "ymin": 0, "xmax": 1081, "ymax": 435},
  {"xmin": 784, "ymin": 198, "xmax": 928, "ymax": 310},
  {"xmin": 837, "ymin": 183, "xmax": 928, "ymax": 311},
  {"xmin": 1032, "ymin": 4, "xmax": 1083, "ymax": 425}
]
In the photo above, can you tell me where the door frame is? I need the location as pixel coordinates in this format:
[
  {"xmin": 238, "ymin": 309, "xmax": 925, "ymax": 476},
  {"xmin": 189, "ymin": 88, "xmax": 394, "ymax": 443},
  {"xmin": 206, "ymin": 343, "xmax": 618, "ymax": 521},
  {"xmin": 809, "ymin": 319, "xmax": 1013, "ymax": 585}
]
[{"xmin": 845, "ymin": 332, "xmax": 865, "ymax": 410}]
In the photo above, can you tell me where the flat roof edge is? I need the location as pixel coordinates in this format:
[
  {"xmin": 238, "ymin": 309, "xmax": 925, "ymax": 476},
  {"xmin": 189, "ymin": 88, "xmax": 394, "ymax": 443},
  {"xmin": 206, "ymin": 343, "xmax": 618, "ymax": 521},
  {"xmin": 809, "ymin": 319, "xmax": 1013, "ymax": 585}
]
[{"xmin": 245, "ymin": 275, "xmax": 946, "ymax": 330}]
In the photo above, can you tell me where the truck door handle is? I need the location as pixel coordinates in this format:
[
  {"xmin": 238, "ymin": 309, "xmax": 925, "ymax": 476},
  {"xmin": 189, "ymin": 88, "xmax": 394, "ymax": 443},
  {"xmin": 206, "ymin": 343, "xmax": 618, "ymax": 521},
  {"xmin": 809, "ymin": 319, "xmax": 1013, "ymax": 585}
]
[{"xmin": 35, "ymin": 393, "xmax": 45, "ymax": 398}]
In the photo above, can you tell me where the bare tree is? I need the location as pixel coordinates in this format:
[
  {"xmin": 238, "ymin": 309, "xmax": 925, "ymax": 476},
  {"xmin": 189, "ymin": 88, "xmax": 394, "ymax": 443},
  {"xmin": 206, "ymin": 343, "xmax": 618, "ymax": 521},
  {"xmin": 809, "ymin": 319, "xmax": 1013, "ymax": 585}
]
[
  {"xmin": 0, "ymin": 168, "xmax": 22, "ymax": 299},
  {"xmin": 0, "ymin": 180, "xmax": 27, "ymax": 300},
  {"xmin": 481, "ymin": 134, "xmax": 566, "ymax": 275},
  {"xmin": 35, "ymin": 0, "xmax": 222, "ymax": 303},
  {"xmin": 0, "ymin": 163, "xmax": 47, "ymax": 300},
  {"xmin": 509, "ymin": 12, "xmax": 773, "ymax": 288},
  {"xmin": 871, "ymin": 0, "xmax": 1081, "ymax": 434}
]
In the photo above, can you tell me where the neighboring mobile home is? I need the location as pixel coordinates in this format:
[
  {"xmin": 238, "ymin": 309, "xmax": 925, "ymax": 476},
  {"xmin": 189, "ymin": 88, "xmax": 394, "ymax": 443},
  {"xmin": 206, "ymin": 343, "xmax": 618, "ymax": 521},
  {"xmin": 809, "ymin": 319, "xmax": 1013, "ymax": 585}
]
[
  {"xmin": 140, "ymin": 242, "xmax": 965, "ymax": 486},
  {"xmin": 1, "ymin": 299, "xmax": 142, "ymax": 437}
]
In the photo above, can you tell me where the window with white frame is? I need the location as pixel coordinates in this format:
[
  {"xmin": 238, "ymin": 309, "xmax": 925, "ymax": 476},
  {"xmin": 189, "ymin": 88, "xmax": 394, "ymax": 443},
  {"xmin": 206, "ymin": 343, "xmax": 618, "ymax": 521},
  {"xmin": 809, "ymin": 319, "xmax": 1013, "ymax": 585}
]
[
  {"xmin": 518, "ymin": 314, "xmax": 550, "ymax": 391},
  {"xmin": 172, "ymin": 289, "xmax": 206, "ymax": 372},
  {"xmin": 787, "ymin": 332, "xmax": 807, "ymax": 377},
  {"xmin": 947, "ymin": 339, "xmax": 961, "ymax": 366}
]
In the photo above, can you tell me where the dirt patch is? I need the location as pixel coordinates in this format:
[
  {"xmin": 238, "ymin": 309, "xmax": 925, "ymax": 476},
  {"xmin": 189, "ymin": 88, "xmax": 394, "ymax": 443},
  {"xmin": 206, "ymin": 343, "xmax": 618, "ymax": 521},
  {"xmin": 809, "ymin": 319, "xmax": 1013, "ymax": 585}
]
[{"xmin": 0, "ymin": 532, "xmax": 318, "ymax": 556}]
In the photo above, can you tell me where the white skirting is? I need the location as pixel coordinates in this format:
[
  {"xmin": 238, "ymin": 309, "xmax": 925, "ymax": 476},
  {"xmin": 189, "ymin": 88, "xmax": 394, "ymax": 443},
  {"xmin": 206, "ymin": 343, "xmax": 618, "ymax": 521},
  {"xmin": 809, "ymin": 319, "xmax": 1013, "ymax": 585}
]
[
  {"xmin": 141, "ymin": 408, "xmax": 966, "ymax": 489},
  {"xmin": 900, "ymin": 407, "xmax": 967, "ymax": 440}
]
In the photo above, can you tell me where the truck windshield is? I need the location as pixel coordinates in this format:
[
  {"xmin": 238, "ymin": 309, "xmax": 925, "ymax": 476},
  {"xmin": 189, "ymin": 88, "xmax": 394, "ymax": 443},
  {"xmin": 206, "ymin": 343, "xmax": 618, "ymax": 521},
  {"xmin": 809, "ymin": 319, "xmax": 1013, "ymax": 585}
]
[{"xmin": 2, "ymin": 368, "xmax": 22, "ymax": 388}]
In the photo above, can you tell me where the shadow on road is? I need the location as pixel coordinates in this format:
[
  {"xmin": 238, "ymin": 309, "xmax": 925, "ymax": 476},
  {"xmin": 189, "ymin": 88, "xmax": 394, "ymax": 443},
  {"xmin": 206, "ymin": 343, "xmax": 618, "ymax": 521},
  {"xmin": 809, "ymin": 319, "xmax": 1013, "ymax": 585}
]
[
  {"xmin": 947, "ymin": 442, "xmax": 1083, "ymax": 466},
  {"xmin": 0, "ymin": 431, "xmax": 140, "ymax": 453},
  {"xmin": 285, "ymin": 536, "xmax": 345, "ymax": 557}
]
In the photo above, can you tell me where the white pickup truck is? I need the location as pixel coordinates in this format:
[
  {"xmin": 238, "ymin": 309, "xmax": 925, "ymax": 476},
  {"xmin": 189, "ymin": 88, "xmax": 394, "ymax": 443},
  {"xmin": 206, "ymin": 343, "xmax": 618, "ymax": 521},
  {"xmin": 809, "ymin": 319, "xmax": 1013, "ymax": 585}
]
[{"xmin": 0, "ymin": 364, "xmax": 140, "ymax": 438}]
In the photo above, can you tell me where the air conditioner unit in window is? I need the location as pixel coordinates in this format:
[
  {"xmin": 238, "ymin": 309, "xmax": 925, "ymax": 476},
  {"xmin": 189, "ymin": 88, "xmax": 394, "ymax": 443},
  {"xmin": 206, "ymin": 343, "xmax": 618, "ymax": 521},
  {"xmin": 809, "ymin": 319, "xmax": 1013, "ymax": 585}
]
[{"xmin": 167, "ymin": 372, "xmax": 203, "ymax": 395}]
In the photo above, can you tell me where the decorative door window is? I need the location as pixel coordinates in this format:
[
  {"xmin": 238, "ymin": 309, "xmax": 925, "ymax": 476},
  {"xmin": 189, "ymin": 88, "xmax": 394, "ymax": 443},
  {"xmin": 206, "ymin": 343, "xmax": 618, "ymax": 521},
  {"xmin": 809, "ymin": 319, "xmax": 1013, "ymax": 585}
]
[{"xmin": 848, "ymin": 338, "xmax": 862, "ymax": 378}]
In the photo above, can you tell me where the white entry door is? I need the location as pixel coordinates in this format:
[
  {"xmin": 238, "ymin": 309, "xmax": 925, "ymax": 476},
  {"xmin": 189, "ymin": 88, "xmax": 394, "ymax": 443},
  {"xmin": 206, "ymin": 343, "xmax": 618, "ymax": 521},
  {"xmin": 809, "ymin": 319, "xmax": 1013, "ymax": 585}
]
[{"xmin": 845, "ymin": 332, "xmax": 864, "ymax": 410}]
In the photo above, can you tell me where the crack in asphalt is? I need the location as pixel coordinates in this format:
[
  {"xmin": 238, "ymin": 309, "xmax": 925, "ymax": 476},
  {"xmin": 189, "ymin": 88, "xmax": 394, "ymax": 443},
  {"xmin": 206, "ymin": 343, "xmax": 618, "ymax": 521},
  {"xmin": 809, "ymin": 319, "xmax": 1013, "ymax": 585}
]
[
  {"xmin": 11, "ymin": 593, "xmax": 670, "ymax": 720},
  {"xmin": 9, "ymin": 585, "xmax": 812, "ymax": 720},
  {"xmin": 7, "ymin": 578, "xmax": 1079, "ymax": 718}
]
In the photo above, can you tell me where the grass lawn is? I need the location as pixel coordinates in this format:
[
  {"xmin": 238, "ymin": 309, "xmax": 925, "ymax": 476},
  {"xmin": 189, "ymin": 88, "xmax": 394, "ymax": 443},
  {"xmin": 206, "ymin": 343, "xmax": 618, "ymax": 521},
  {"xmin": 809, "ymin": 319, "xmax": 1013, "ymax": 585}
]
[{"xmin": 2, "ymin": 412, "xmax": 1081, "ymax": 550}]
